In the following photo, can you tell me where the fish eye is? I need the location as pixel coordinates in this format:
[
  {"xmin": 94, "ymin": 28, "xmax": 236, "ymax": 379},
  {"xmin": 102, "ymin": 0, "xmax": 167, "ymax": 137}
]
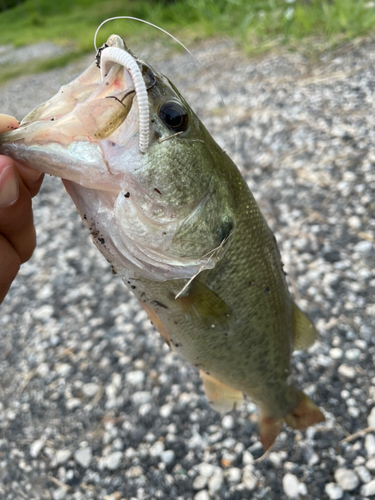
[{"xmin": 158, "ymin": 102, "xmax": 189, "ymax": 133}]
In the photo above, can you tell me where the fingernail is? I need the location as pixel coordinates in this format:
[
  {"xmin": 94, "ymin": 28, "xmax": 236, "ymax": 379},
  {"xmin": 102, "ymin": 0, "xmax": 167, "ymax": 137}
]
[{"xmin": 0, "ymin": 165, "xmax": 19, "ymax": 207}]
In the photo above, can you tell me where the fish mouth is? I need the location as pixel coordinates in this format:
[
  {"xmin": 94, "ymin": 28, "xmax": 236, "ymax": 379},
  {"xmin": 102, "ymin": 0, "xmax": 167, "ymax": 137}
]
[{"xmin": 0, "ymin": 35, "xmax": 141, "ymax": 191}]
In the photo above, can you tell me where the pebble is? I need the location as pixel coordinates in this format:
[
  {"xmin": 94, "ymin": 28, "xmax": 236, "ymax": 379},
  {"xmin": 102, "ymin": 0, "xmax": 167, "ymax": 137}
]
[
  {"xmin": 334, "ymin": 468, "xmax": 359, "ymax": 491},
  {"xmin": 131, "ymin": 391, "xmax": 152, "ymax": 406},
  {"xmin": 329, "ymin": 348, "xmax": 343, "ymax": 359},
  {"xmin": 325, "ymin": 482, "xmax": 343, "ymax": 499},
  {"xmin": 103, "ymin": 451, "xmax": 123, "ymax": 470},
  {"xmin": 149, "ymin": 441, "xmax": 165, "ymax": 457},
  {"xmin": 366, "ymin": 457, "xmax": 375, "ymax": 471},
  {"xmin": 53, "ymin": 486, "xmax": 69, "ymax": 500},
  {"xmin": 355, "ymin": 465, "xmax": 371, "ymax": 483},
  {"xmin": 159, "ymin": 404, "xmax": 173, "ymax": 418},
  {"xmin": 66, "ymin": 398, "xmax": 81, "ymax": 410},
  {"xmin": 198, "ymin": 463, "xmax": 215, "ymax": 478},
  {"xmin": 282, "ymin": 473, "xmax": 300, "ymax": 499},
  {"xmin": 338, "ymin": 364, "xmax": 356, "ymax": 379},
  {"xmin": 365, "ymin": 434, "xmax": 375, "ymax": 457},
  {"xmin": 368, "ymin": 407, "xmax": 375, "ymax": 429},
  {"xmin": 243, "ymin": 465, "xmax": 257, "ymax": 491},
  {"xmin": 74, "ymin": 447, "xmax": 92, "ymax": 468},
  {"xmin": 208, "ymin": 471, "xmax": 223, "ymax": 494},
  {"xmin": 194, "ymin": 491, "xmax": 210, "ymax": 500},
  {"xmin": 225, "ymin": 467, "xmax": 242, "ymax": 483},
  {"xmin": 222, "ymin": 415, "xmax": 235, "ymax": 430},
  {"xmin": 345, "ymin": 348, "xmax": 361, "ymax": 361},
  {"xmin": 55, "ymin": 449, "xmax": 72, "ymax": 465},
  {"xmin": 82, "ymin": 383, "xmax": 99, "ymax": 398},
  {"xmin": 193, "ymin": 475, "xmax": 208, "ymax": 490},
  {"xmin": 161, "ymin": 450, "xmax": 175, "ymax": 465},
  {"xmin": 125, "ymin": 370, "xmax": 145, "ymax": 385},
  {"xmin": 361, "ymin": 479, "xmax": 375, "ymax": 497},
  {"xmin": 30, "ymin": 439, "xmax": 45, "ymax": 458},
  {"xmin": 354, "ymin": 240, "xmax": 373, "ymax": 253}
]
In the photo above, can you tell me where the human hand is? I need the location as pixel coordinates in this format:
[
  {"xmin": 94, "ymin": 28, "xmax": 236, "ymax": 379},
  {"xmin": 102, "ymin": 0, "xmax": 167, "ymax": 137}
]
[{"xmin": 0, "ymin": 114, "xmax": 44, "ymax": 303}]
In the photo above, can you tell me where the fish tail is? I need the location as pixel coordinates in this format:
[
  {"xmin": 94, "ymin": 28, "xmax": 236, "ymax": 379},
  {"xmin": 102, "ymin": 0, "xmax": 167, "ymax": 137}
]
[
  {"xmin": 284, "ymin": 391, "xmax": 325, "ymax": 431},
  {"xmin": 259, "ymin": 392, "xmax": 325, "ymax": 451},
  {"xmin": 259, "ymin": 414, "xmax": 284, "ymax": 451}
]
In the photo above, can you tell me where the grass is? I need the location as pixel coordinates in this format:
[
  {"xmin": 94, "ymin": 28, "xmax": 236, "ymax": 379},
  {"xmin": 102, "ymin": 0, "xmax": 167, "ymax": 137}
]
[{"xmin": 1, "ymin": 0, "xmax": 375, "ymax": 84}]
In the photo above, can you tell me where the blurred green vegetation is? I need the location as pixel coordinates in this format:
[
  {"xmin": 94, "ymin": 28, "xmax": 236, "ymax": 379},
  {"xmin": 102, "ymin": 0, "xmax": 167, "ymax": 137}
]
[{"xmin": 0, "ymin": 0, "xmax": 375, "ymax": 83}]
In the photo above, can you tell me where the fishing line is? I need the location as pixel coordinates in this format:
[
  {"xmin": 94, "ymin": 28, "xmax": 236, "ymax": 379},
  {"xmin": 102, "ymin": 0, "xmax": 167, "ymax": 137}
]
[{"xmin": 93, "ymin": 16, "xmax": 237, "ymax": 154}]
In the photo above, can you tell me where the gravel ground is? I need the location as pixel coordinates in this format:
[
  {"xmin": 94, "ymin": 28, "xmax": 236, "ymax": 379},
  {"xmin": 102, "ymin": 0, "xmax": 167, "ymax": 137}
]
[{"xmin": 0, "ymin": 37, "xmax": 375, "ymax": 500}]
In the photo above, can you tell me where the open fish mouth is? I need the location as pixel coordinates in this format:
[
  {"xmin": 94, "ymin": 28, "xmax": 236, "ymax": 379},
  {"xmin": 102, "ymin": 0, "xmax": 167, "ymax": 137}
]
[{"xmin": 0, "ymin": 34, "xmax": 147, "ymax": 192}]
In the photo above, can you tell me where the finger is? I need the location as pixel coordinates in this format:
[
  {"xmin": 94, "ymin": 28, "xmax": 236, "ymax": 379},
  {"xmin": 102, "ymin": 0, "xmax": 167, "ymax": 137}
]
[
  {"xmin": 0, "ymin": 234, "xmax": 21, "ymax": 304},
  {"xmin": 0, "ymin": 113, "xmax": 44, "ymax": 196},
  {"xmin": 0, "ymin": 161, "xmax": 36, "ymax": 263},
  {"xmin": 13, "ymin": 159, "xmax": 44, "ymax": 198},
  {"xmin": 0, "ymin": 114, "xmax": 19, "ymax": 134}
]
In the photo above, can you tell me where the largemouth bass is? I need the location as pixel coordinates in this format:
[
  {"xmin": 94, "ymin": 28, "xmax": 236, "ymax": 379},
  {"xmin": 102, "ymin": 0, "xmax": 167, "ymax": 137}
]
[{"xmin": 0, "ymin": 34, "xmax": 324, "ymax": 450}]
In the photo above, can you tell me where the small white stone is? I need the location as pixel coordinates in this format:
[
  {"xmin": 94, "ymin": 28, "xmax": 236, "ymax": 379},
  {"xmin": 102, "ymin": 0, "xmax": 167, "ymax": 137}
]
[
  {"xmin": 366, "ymin": 457, "xmax": 375, "ymax": 470},
  {"xmin": 269, "ymin": 452, "xmax": 283, "ymax": 468},
  {"xmin": 74, "ymin": 447, "xmax": 92, "ymax": 468},
  {"xmin": 355, "ymin": 465, "xmax": 371, "ymax": 483},
  {"xmin": 82, "ymin": 383, "xmax": 99, "ymax": 398},
  {"xmin": 242, "ymin": 450, "xmax": 254, "ymax": 465},
  {"xmin": 138, "ymin": 403, "xmax": 152, "ymax": 416},
  {"xmin": 329, "ymin": 348, "xmax": 343, "ymax": 359},
  {"xmin": 348, "ymin": 216, "xmax": 362, "ymax": 229},
  {"xmin": 366, "ymin": 434, "xmax": 375, "ymax": 457},
  {"xmin": 345, "ymin": 348, "xmax": 361, "ymax": 361},
  {"xmin": 282, "ymin": 473, "xmax": 300, "ymax": 499},
  {"xmin": 243, "ymin": 465, "xmax": 257, "ymax": 491},
  {"xmin": 338, "ymin": 364, "xmax": 356, "ymax": 379},
  {"xmin": 36, "ymin": 362, "xmax": 49, "ymax": 377},
  {"xmin": 298, "ymin": 483, "xmax": 308, "ymax": 496},
  {"xmin": 131, "ymin": 391, "xmax": 152, "ymax": 406},
  {"xmin": 208, "ymin": 471, "xmax": 223, "ymax": 494},
  {"xmin": 198, "ymin": 463, "xmax": 215, "ymax": 478},
  {"xmin": 193, "ymin": 475, "xmax": 208, "ymax": 490},
  {"xmin": 225, "ymin": 467, "xmax": 242, "ymax": 483},
  {"xmin": 55, "ymin": 449, "xmax": 72, "ymax": 465},
  {"xmin": 325, "ymin": 483, "xmax": 343, "ymax": 500},
  {"xmin": 55, "ymin": 363, "xmax": 72, "ymax": 377},
  {"xmin": 149, "ymin": 441, "xmax": 165, "ymax": 457},
  {"xmin": 222, "ymin": 415, "xmax": 235, "ymax": 430},
  {"xmin": 159, "ymin": 404, "xmax": 173, "ymax": 418},
  {"xmin": 368, "ymin": 407, "xmax": 375, "ymax": 429},
  {"xmin": 66, "ymin": 398, "xmax": 81, "ymax": 410},
  {"xmin": 103, "ymin": 451, "xmax": 122, "ymax": 470},
  {"xmin": 126, "ymin": 370, "xmax": 145, "ymax": 385},
  {"xmin": 361, "ymin": 479, "xmax": 375, "ymax": 497},
  {"xmin": 194, "ymin": 491, "xmax": 210, "ymax": 500},
  {"xmin": 161, "ymin": 450, "xmax": 175, "ymax": 465},
  {"xmin": 354, "ymin": 240, "xmax": 373, "ymax": 253},
  {"xmin": 52, "ymin": 486, "xmax": 69, "ymax": 500},
  {"xmin": 334, "ymin": 468, "xmax": 359, "ymax": 491},
  {"xmin": 30, "ymin": 439, "xmax": 45, "ymax": 458}
]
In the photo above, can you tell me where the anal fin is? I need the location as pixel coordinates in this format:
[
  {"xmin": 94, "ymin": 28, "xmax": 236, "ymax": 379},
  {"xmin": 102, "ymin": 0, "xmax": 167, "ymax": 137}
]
[
  {"xmin": 200, "ymin": 371, "xmax": 243, "ymax": 413},
  {"xmin": 293, "ymin": 303, "xmax": 317, "ymax": 351}
]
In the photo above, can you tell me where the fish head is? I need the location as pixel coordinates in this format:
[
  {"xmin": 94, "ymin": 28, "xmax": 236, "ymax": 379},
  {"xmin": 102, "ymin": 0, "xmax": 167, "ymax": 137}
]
[{"xmin": 0, "ymin": 35, "xmax": 236, "ymax": 282}]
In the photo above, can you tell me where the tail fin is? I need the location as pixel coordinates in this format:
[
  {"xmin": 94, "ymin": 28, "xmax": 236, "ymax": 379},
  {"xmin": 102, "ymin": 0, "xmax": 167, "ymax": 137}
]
[{"xmin": 259, "ymin": 393, "xmax": 325, "ymax": 451}]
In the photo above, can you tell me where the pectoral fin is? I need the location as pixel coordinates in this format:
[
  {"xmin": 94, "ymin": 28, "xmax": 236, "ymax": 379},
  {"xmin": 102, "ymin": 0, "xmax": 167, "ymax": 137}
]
[
  {"xmin": 200, "ymin": 371, "xmax": 244, "ymax": 413},
  {"xmin": 172, "ymin": 280, "xmax": 232, "ymax": 331},
  {"xmin": 293, "ymin": 303, "xmax": 317, "ymax": 351}
]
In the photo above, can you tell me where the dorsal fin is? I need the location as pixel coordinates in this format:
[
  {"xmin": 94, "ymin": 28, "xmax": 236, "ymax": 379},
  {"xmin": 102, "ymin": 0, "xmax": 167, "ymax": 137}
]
[{"xmin": 293, "ymin": 303, "xmax": 317, "ymax": 351}]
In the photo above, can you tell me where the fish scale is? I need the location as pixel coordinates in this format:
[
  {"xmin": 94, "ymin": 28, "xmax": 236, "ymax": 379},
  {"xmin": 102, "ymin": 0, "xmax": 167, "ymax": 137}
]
[{"xmin": 0, "ymin": 33, "xmax": 324, "ymax": 450}]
